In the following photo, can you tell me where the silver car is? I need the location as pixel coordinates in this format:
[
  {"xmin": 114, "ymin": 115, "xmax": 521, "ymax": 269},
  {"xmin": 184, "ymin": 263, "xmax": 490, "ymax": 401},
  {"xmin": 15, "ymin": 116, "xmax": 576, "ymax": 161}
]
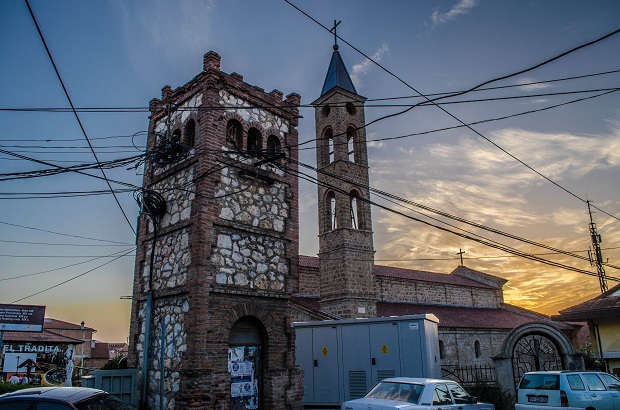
[
  {"xmin": 341, "ymin": 377, "xmax": 495, "ymax": 410},
  {"xmin": 515, "ymin": 371, "xmax": 620, "ymax": 410}
]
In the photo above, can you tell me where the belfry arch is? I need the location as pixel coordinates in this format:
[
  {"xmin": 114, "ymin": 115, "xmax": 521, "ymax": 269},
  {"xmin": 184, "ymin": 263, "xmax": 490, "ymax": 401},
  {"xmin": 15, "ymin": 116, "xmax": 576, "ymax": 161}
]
[{"xmin": 493, "ymin": 322, "xmax": 584, "ymax": 395}]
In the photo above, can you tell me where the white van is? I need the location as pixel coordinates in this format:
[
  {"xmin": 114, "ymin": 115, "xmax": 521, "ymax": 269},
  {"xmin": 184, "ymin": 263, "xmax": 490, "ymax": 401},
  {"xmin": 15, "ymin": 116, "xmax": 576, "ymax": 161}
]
[{"xmin": 515, "ymin": 371, "xmax": 620, "ymax": 410}]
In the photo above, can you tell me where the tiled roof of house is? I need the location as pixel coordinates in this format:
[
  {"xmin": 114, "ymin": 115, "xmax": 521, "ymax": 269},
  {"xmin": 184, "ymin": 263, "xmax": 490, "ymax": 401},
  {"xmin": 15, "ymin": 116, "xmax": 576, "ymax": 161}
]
[
  {"xmin": 299, "ymin": 255, "xmax": 499, "ymax": 289},
  {"xmin": 299, "ymin": 255, "xmax": 319, "ymax": 268},
  {"xmin": 291, "ymin": 296, "xmax": 341, "ymax": 320},
  {"xmin": 1, "ymin": 329, "xmax": 84, "ymax": 344},
  {"xmin": 553, "ymin": 281, "xmax": 620, "ymax": 320},
  {"xmin": 43, "ymin": 318, "xmax": 95, "ymax": 332}
]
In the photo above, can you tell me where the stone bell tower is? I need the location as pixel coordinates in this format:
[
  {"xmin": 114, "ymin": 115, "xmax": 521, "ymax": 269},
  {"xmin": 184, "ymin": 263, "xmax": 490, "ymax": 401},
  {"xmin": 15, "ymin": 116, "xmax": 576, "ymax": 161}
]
[
  {"xmin": 128, "ymin": 51, "xmax": 303, "ymax": 409},
  {"xmin": 312, "ymin": 43, "xmax": 377, "ymax": 318}
]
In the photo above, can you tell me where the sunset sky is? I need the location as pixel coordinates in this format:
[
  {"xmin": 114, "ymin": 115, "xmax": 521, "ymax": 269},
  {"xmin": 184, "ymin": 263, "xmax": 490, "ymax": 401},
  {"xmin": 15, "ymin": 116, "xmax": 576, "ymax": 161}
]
[{"xmin": 1, "ymin": 0, "xmax": 619, "ymax": 342}]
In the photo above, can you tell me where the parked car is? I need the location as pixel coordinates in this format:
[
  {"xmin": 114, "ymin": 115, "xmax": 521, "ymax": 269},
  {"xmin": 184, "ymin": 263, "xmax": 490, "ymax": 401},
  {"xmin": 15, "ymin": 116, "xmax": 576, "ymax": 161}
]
[
  {"xmin": 515, "ymin": 371, "xmax": 620, "ymax": 410},
  {"xmin": 341, "ymin": 377, "xmax": 495, "ymax": 410},
  {"xmin": 0, "ymin": 386, "xmax": 136, "ymax": 409}
]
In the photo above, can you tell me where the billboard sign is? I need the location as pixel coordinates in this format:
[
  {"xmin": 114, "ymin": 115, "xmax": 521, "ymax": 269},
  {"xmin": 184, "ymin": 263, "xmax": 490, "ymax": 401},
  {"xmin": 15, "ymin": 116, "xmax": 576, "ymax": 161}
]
[{"xmin": 0, "ymin": 304, "xmax": 46, "ymax": 332}]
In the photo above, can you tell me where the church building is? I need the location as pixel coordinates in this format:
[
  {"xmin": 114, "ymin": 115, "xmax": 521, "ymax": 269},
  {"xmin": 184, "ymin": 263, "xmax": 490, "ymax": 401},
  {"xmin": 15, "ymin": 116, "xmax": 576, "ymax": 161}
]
[
  {"xmin": 128, "ymin": 45, "xmax": 584, "ymax": 409},
  {"xmin": 290, "ymin": 43, "xmax": 584, "ymax": 397}
]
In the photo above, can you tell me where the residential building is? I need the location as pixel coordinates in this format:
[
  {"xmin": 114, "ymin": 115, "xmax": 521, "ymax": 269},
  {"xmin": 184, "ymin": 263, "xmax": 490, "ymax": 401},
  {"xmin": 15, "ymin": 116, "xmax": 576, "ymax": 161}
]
[{"xmin": 553, "ymin": 281, "xmax": 620, "ymax": 376}]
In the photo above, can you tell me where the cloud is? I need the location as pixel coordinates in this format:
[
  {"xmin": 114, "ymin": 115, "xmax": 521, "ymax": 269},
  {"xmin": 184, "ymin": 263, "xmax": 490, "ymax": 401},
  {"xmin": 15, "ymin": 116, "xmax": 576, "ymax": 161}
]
[
  {"xmin": 431, "ymin": 0, "xmax": 477, "ymax": 26},
  {"xmin": 350, "ymin": 44, "xmax": 389, "ymax": 90},
  {"xmin": 369, "ymin": 125, "xmax": 620, "ymax": 314},
  {"xmin": 516, "ymin": 77, "xmax": 552, "ymax": 91},
  {"xmin": 367, "ymin": 134, "xmax": 385, "ymax": 149}
]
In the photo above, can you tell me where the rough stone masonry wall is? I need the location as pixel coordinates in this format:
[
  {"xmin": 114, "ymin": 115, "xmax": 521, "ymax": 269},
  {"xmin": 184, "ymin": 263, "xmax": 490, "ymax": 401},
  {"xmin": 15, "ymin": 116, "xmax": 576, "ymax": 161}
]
[
  {"xmin": 378, "ymin": 277, "xmax": 501, "ymax": 308},
  {"xmin": 134, "ymin": 297, "xmax": 189, "ymax": 410},
  {"xmin": 209, "ymin": 90, "xmax": 292, "ymax": 291},
  {"xmin": 131, "ymin": 99, "xmax": 197, "ymax": 406},
  {"xmin": 439, "ymin": 328, "xmax": 508, "ymax": 369},
  {"xmin": 139, "ymin": 166, "xmax": 195, "ymax": 292}
]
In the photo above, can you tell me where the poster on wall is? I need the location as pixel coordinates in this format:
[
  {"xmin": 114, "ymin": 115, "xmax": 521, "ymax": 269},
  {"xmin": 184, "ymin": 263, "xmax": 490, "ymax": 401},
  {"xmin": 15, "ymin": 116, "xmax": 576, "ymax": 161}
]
[{"xmin": 228, "ymin": 345, "xmax": 260, "ymax": 410}]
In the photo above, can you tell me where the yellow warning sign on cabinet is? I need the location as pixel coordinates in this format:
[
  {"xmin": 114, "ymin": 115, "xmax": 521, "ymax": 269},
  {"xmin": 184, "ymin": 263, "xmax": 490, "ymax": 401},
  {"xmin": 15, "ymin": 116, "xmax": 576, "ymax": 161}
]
[
  {"xmin": 381, "ymin": 344, "xmax": 388, "ymax": 354},
  {"xmin": 322, "ymin": 347, "xmax": 328, "ymax": 356}
]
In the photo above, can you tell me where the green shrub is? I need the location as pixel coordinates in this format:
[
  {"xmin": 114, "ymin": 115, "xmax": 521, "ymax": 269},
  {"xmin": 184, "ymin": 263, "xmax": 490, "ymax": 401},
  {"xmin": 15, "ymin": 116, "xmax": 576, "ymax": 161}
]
[
  {"xmin": 101, "ymin": 356, "xmax": 123, "ymax": 370},
  {"xmin": 467, "ymin": 381, "xmax": 514, "ymax": 410},
  {"xmin": 0, "ymin": 382, "xmax": 34, "ymax": 395}
]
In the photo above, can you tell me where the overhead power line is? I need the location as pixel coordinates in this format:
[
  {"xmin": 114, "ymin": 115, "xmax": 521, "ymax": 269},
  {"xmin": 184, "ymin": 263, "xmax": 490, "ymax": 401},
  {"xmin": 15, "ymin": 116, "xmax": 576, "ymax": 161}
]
[
  {"xmin": 0, "ymin": 148, "xmax": 140, "ymax": 188},
  {"xmin": 0, "ymin": 248, "xmax": 134, "ymax": 282},
  {"xmin": 10, "ymin": 248, "xmax": 134, "ymax": 303},
  {"xmin": 0, "ymin": 220, "xmax": 134, "ymax": 244},
  {"xmin": 3, "ymin": 84, "xmax": 619, "ymax": 113},
  {"xmin": 273, "ymin": 157, "xmax": 620, "ymax": 282},
  {"xmin": 25, "ymin": 0, "xmax": 136, "ymax": 235},
  {"xmin": 285, "ymin": 1, "xmax": 620, "ymax": 223}
]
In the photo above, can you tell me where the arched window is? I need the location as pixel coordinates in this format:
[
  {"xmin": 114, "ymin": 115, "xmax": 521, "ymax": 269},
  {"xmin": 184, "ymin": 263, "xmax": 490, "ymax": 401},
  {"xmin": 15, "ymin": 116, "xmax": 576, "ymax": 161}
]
[
  {"xmin": 350, "ymin": 191, "xmax": 360, "ymax": 229},
  {"xmin": 322, "ymin": 104, "xmax": 331, "ymax": 117},
  {"xmin": 474, "ymin": 340, "xmax": 481, "ymax": 359},
  {"xmin": 439, "ymin": 340, "xmax": 445, "ymax": 360},
  {"xmin": 326, "ymin": 191, "xmax": 337, "ymax": 231},
  {"xmin": 325, "ymin": 129, "xmax": 334, "ymax": 164},
  {"xmin": 266, "ymin": 135, "xmax": 281, "ymax": 155},
  {"xmin": 184, "ymin": 119, "xmax": 195, "ymax": 147},
  {"xmin": 226, "ymin": 119, "xmax": 243, "ymax": 150},
  {"xmin": 346, "ymin": 102, "xmax": 357, "ymax": 115},
  {"xmin": 247, "ymin": 128, "xmax": 262, "ymax": 156},
  {"xmin": 347, "ymin": 127, "xmax": 357, "ymax": 163},
  {"xmin": 171, "ymin": 129, "xmax": 181, "ymax": 144}
]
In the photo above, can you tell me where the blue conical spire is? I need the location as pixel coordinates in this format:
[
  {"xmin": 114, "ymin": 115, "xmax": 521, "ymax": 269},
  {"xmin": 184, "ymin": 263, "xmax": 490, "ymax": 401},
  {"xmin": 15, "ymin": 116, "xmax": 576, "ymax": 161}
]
[{"xmin": 320, "ymin": 45, "xmax": 357, "ymax": 97}]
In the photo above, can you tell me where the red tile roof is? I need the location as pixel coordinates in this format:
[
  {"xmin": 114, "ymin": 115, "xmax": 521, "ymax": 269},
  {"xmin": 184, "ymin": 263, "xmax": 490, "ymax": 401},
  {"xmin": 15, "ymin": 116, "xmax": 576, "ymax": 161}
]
[
  {"xmin": 299, "ymin": 255, "xmax": 319, "ymax": 268},
  {"xmin": 374, "ymin": 264, "xmax": 496, "ymax": 289},
  {"xmin": 376, "ymin": 302, "xmax": 572, "ymax": 330},
  {"xmin": 299, "ymin": 255, "xmax": 498, "ymax": 289},
  {"xmin": 1, "ymin": 330, "xmax": 84, "ymax": 344},
  {"xmin": 291, "ymin": 296, "xmax": 341, "ymax": 320},
  {"xmin": 299, "ymin": 255, "xmax": 496, "ymax": 289},
  {"xmin": 290, "ymin": 296, "xmax": 570, "ymax": 331},
  {"xmin": 43, "ymin": 318, "xmax": 95, "ymax": 332}
]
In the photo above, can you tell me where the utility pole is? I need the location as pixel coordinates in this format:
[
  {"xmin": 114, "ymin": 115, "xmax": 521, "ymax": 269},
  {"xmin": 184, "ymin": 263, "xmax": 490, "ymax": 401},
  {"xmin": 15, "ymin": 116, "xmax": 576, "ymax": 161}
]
[{"xmin": 587, "ymin": 200, "xmax": 607, "ymax": 293}]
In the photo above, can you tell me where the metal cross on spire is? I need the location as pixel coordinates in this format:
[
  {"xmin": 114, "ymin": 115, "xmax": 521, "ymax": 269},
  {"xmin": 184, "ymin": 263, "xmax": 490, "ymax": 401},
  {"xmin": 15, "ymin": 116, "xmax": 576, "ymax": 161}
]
[
  {"xmin": 457, "ymin": 249, "xmax": 466, "ymax": 266},
  {"xmin": 330, "ymin": 20, "xmax": 341, "ymax": 50}
]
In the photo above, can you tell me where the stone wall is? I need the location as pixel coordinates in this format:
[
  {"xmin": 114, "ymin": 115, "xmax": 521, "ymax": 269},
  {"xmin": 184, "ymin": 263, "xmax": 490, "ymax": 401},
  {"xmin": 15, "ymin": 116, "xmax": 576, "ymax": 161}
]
[
  {"xmin": 378, "ymin": 277, "xmax": 502, "ymax": 308},
  {"xmin": 215, "ymin": 166, "xmax": 289, "ymax": 233},
  {"xmin": 211, "ymin": 229, "xmax": 288, "ymax": 290},
  {"xmin": 134, "ymin": 297, "xmax": 189, "ymax": 410},
  {"xmin": 439, "ymin": 328, "xmax": 508, "ymax": 368},
  {"xmin": 140, "ymin": 228, "xmax": 191, "ymax": 292}
]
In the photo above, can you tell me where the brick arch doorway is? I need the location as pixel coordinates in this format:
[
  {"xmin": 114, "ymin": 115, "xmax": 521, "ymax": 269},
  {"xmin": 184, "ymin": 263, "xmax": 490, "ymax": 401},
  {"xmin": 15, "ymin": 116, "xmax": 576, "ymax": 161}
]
[
  {"xmin": 229, "ymin": 317, "xmax": 264, "ymax": 410},
  {"xmin": 493, "ymin": 322, "xmax": 584, "ymax": 396}
]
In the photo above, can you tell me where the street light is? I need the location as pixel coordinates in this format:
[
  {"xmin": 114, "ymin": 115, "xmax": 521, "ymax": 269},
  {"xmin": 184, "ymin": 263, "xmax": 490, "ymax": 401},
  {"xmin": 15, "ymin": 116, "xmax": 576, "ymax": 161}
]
[{"xmin": 16, "ymin": 355, "xmax": 21, "ymax": 374}]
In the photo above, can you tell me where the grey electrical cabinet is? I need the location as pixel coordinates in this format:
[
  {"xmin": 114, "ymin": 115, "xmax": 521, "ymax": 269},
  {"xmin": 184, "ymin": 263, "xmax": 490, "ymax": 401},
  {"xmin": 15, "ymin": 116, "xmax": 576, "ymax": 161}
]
[{"xmin": 294, "ymin": 314, "xmax": 440, "ymax": 408}]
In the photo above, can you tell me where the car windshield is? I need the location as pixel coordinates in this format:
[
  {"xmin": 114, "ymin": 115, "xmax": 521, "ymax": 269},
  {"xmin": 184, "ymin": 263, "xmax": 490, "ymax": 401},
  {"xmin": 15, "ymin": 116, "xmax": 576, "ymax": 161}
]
[{"xmin": 365, "ymin": 381, "xmax": 424, "ymax": 404}]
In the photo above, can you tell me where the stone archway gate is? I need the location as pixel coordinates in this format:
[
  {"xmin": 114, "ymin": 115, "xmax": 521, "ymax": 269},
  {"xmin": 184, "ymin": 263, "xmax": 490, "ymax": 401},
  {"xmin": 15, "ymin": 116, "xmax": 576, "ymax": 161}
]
[{"xmin": 493, "ymin": 322, "xmax": 584, "ymax": 396}]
